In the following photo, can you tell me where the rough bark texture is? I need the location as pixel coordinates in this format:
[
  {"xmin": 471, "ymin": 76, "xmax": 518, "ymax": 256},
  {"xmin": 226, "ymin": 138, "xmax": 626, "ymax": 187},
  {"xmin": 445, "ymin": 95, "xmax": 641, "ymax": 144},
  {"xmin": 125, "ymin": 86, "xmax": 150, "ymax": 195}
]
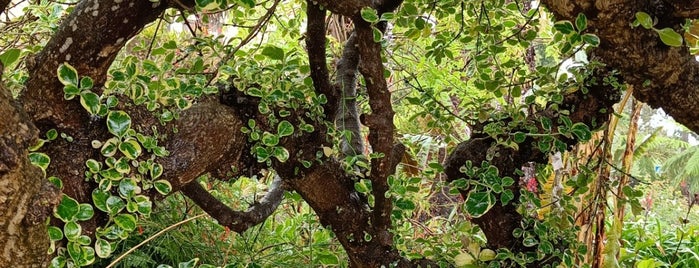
[
  {"xmin": 541, "ymin": 0, "xmax": 699, "ymax": 133},
  {"xmin": 3, "ymin": 0, "xmax": 699, "ymax": 267},
  {"xmin": 0, "ymin": 82, "xmax": 60, "ymax": 267}
]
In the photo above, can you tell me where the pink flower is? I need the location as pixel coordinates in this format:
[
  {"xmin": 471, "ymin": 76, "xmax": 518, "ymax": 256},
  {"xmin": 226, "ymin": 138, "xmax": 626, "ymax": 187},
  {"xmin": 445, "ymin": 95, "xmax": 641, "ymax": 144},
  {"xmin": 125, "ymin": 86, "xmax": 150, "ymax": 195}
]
[{"xmin": 525, "ymin": 177, "xmax": 538, "ymax": 193}]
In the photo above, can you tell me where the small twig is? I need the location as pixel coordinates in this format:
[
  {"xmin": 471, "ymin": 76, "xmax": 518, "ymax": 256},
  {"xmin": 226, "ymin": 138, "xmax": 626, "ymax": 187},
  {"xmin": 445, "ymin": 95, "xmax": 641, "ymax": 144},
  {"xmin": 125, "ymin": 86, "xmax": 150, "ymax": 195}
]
[{"xmin": 146, "ymin": 12, "xmax": 165, "ymax": 59}]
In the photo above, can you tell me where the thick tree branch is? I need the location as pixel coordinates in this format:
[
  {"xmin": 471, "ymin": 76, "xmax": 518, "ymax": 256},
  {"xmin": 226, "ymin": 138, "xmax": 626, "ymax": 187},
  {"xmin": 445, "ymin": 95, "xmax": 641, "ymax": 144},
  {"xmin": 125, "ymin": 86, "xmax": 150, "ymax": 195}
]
[
  {"xmin": 181, "ymin": 175, "xmax": 285, "ymax": 233},
  {"xmin": 334, "ymin": 33, "xmax": 365, "ymax": 157},
  {"xmin": 287, "ymin": 160, "xmax": 436, "ymax": 267},
  {"xmin": 344, "ymin": 0, "xmax": 403, "ymax": 248},
  {"xmin": 305, "ymin": 1, "xmax": 339, "ymax": 117},
  {"xmin": 22, "ymin": 0, "xmax": 171, "ymax": 130},
  {"xmin": 444, "ymin": 68, "xmax": 620, "ymax": 252},
  {"xmin": 540, "ymin": 0, "xmax": 699, "ymax": 133},
  {"xmin": 1, "ymin": 81, "xmax": 59, "ymax": 267},
  {"xmin": 354, "ymin": 21, "xmax": 397, "ymax": 247},
  {"xmin": 159, "ymin": 101, "xmax": 247, "ymax": 191}
]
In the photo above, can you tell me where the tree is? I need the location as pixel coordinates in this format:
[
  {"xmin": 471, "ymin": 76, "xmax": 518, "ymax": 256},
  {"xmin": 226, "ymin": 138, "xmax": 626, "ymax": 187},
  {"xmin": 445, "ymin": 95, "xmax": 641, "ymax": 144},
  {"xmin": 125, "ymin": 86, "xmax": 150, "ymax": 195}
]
[{"xmin": 1, "ymin": 0, "xmax": 699, "ymax": 267}]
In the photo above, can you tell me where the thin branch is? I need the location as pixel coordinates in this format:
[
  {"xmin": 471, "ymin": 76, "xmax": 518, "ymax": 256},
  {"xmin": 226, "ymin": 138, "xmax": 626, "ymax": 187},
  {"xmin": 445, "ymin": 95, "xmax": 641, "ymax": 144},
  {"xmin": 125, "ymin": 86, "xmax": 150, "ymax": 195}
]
[
  {"xmin": 181, "ymin": 174, "xmax": 286, "ymax": 233},
  {"xmin": 206, "ymin": 0, "xmax": 280, "ymax": 86}
]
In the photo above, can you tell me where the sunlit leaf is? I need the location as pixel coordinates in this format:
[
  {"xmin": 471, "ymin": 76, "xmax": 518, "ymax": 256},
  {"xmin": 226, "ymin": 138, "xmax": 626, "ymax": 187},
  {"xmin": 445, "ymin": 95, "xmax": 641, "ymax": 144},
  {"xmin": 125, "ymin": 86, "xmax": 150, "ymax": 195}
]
[
  {"xmin": 63, "ymin": 221, "xmax": 81, "ymax": 241},
  {"xmin": 95, "ymin": 238, "xmax": 112, "ymax": 258},
  {"xmin": 153, "ymin": 180, "xmax": 172, "ymax": 195},
  {"xmin": 0, "ymin": 48, "xmax": 20, "ymax": 67},
  {"xmin": 114, "ymin": 213, "xmax": 137, "ymax": 232},
  {"xmin": 635, "ymin": 12, "xmax": 653, "ymax": 29},
  {"xmin": 261, "ymin": 45, "xmax": 285, "ymax": 60},
  {"xmin": 655, "ymin": 28, "xmax": 683, "ymax": 47},
  {"xmin": 57, "ymin": 63, "xmax": 78, "ymax": 86},
  {"xmin": 55, "ymin": 194, "xmax": 79, "ymax": 222}
]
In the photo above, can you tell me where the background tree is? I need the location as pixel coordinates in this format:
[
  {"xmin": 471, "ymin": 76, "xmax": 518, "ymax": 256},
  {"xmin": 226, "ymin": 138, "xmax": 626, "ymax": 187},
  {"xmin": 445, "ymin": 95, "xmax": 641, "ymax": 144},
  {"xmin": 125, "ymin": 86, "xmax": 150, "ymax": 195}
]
[{"xmin": 1, "ymin": 0, "xmax": 699, "ymax": 267}]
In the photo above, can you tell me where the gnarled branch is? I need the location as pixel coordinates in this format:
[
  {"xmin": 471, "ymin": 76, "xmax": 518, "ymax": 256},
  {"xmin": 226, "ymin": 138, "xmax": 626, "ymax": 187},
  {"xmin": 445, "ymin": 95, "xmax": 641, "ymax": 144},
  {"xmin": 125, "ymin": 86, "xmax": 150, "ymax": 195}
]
[{"xmin": 181, "ymin": 175, "xmax": 285, "ymax": 233}]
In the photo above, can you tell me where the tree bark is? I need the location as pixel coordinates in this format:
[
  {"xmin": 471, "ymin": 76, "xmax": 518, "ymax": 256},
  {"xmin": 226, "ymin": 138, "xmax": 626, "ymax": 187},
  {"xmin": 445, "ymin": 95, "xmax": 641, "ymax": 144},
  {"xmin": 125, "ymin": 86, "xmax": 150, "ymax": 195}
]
[
  {"xmin": 540, "ymin": 0, "xmax": 699, "ymax": 133},
  {"xmin": 0, "ymin": 80, "xmax": 60, "ymax": 267}
]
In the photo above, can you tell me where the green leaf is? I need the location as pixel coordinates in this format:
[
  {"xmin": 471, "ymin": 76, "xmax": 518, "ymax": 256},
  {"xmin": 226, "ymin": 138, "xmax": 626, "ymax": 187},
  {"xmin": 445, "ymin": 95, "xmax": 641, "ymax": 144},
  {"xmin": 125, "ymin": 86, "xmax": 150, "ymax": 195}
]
[
  {"xmin": 655, "ymin": 28, "xmax": 683, "ymax": 47},
  {"xmin": 261, "ymin": 45, "xmax": 285, "ymax": 60},
  {"xmin": 57, "ymin": 63, "xmax": 78, "ymax": 86},
  {"xmin": 372, "ymin": 27, "xmax": 383, "ymax": 42},
  {"xmin": 261, "ymin": 132, "xmax": 280, "ymax": 146},
  {"xmin": 95, "ymin": 238, "xmax": 112, "ymax": 258},
  {"xmin": 85, "ymin": 159, "xmax": 101, "ymax": 173},
  {"xmin": 114, "ymin": 214, "xmax": 137, "ymax": 232},
  {"xmin": 79, "ymin": 245, "xmax": 96, "ymax": 266},
  {"xmin": 101, "ymin": 137, "xmax": 119, "ymax": 157},
  {"xmin": 28, "ymin": 152, "xmax": 50, "ymax": 171},
  {"xmin": 63, "ymin": 221, "xmax": 82, "ymax": 241},
  {"xmin": 354, "ymin": 180, "xmax": 370, "ymax": 193},
  {"xmin": 114, "ymin": 157, "xmax": 131, "ymax": 174},
  {"xmin": 500, "ymin": 190, "xmax": 514, "ymax": 205},
  {"xmin": 178, "ymin": 259, "xmax": 199, "ymax": 268},
  {"xmin": 513, "ymin": 132, "xmax": 526, "ymax": 143},
  {"xmin": 582, "ymin": 34, "xmax": 600, "ymax": 47},
  {"xmin": 553, "ymin": 21, "xmax": 575, "ymax": 34},
  {"xmin": 465, "ymin": 191, "xmax": 495, "ymax": 218},
  {"xmin": 106, "ymin": 196, "xmax": 125, "ymax": 215},
  {"xmin": 79, "ymin": 91, "xmax": 101, "ymax": 115},
  {"xmin": 635, "ymin": 12, "xmax": 653, "ymax": 29},
  {"xmin": 571, "ymin": 123, "xmax": 592, "ymax": 141},
  {"xmin": 277, "ymin": 120, "xmax": 294, "ymax": 137},
  {"xmin": 395, "ymin": 199, "xmax": 416, "ymax": 210},
  {"xmin": 163, "ymin": 40, "xmax": 177, "ymax": 50},
  {"xmin": 272, "ymin": 146, "xmax": 289, "ymax": 162},
  {"xmin": 48, "ymin": 176, "xmax": 63, "ymax": 189},
  {"xmin": 48, "ymin": 226, "xmax": 64, "ymax": 241},
  {"xmin": 539, "ymin": 240, "xmax": 554, "ymax": 254},
  {"xmin": 49, "ymin": 256, "xmax": 66, "ymax": 268},
  {"xmin": 92, "ymin": 190, "xmax": 109, "ymax": 212},
  {"xmin": 360, "ymin": 7, "xmax": 379, "ymax": 23},
  {"xmin": 196, "ymin": 0, "xmax": 219, "ymax": 10},
  {"xmin": 67, "ymin": 241, "xmax": 81, "ymax": 263},
  {"xmin": 255, "ymin": 146, "xmax": 270, "ymax": 162},
  {"xmin": 76, "ymin": 204, "xmax": 94, "ymax": 221},
  {"xmin": 153, "ymin": 180, "xmax": 172, "ymax": 195},
  {"xmin": 118, "ymin": 178, "xmax": 139, "ymax": 198},
  {"xmin": 316, "ymin": 253, "xmax": 340, "ymax": 265},
  {"xmin": 134, "ymin": 195, "xmax": 153, "ymax": 216},
  {"xmin": 79, "ymin": 76, "xmax": 94, "ymax": 90},
  {"xmin": 0, "ymin": 48, "xmax": 21, "ymax": 67},
  {"xmin": 107, "ymin": 111, "xmax": 132, "ymax": 138},
  {"xmin": 63, "ymin": 84, "xmax": 80, "ymax": 100},
  {"xmin": 637, "ymin": 259, "xmax": 658, "ymax": 268},
  {"xmin": 575, "ymin": 13, "xmax": 587, "ymax": 31},
  {"xmin": 150, "ymin": 163, "xmax": 163, "ymax": 179},
  {"xmin": 55, "ymin": 194, "xmax": 80, "ymax": 222},
  {"xmin": 46, "ymin": 129, "xmax": 58, "ymax": 140},
  {"xmin": 523, "ymin": 237, "xmax": 538, "ymax": 247},
  {"xmin": 119, "ymin": 139, "xmax": 142, "ymax": 159},
  {"xmin": 502, "ymin": 177, "xmax": 515, "ymax": 187},
  {"xmin": 236, "ymin": 0, "xmax": 255, "ymax": 8}
]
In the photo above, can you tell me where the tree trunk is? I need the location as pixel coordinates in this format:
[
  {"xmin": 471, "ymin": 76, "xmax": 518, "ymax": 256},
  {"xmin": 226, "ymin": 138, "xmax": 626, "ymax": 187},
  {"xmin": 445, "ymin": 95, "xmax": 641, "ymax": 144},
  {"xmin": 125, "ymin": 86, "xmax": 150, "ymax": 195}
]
[{"xmin": 0, "ymin": 81, "xmax": 60, "ymax": 267}]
